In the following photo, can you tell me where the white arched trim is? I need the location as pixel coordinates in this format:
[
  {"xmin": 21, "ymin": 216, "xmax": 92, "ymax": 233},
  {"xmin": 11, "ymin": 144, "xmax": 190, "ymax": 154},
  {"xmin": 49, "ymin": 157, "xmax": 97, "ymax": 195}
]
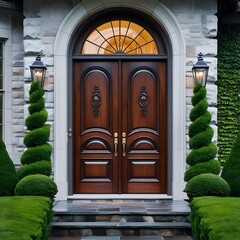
[{"xmin": 54, "ymin": 0, "xmax": 186, "ymax": 200}]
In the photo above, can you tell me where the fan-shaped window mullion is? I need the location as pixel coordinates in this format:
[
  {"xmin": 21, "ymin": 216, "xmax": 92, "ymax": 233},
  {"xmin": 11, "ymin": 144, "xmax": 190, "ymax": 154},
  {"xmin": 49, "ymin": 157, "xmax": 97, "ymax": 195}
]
[
  {"xmin": 96, "ymin": 28, "xmax": 117, "ymax": 53},
  {"xmin": 81, "ymin": 20, "xmax": 159, "ymax": 54},
  {"xmin": 110, "ymin": 21, "xmax": 119, "ymax": 52},
  {"xmin": 126, "ymin": 40, "xmax": 154, "ymax": 54},
  {"xmin": 122, "ymin": 27, "xmax": 144, "ymax": 53},
  {"xmin": 120, "ymin": 21, "xmax": 131, "ymax": 51},
  {"xmin": 86, "ymin": 40, "xmax": 115, "ymax": 54}
]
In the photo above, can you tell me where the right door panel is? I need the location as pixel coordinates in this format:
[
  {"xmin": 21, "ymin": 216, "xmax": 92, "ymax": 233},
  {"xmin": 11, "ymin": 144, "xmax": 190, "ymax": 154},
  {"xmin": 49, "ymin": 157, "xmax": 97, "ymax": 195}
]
[{"xmin": 121, "ymin": 61, "xmax": 167, "ymax": 193}]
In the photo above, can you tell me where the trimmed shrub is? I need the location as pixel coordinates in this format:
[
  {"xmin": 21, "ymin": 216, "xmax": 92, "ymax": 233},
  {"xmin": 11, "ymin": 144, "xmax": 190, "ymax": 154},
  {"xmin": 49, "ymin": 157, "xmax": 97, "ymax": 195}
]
[
  {"xmin": 0, "ymin": 196, "xmax": 54, "ymax": 240},
  {"xmin": 25, "ymin": 109, "xmax": 48, "ymax": 130},
  {"xmin": 20, "ymin": 143, "xmax": 52, "ymax": 165},
  {"xmin": 17, "ymin": 161, "xmax": 52, "ymax": 180},
  {"xmin": 0, "ymin": 138, "xmax": 18, "ymax": 196},
  {"xmin": 29, "ymin": 85, "xmax": 44, "ymax": 103},
  {"xmin": 184, "ymin": 160, "xmax": 221, "ymax": 182},
  {"xmin": 191, "ymin": 85, "xmax": 207, "ymax": 106},
  {"xmin": 15, "ymin": 174, "xmax": 58, "ymax": 199},
  {"xmin": 190, "ymin": 98, "xmax": 208, "ymax": 121},
  {"xmin": 221, "ymin": 134, "xmax": 240, "ymax": 196},
  {"xmin": 186, "ymin": 143, "xmax": 217, "ymax": 166},
  {"xmin": 184, "ymin": 173, "xmax": 230, "ymax": 201},
  {"xmin": 185, "ymin": 85, "xmax": 221, "ymax": 201},
  {"xmin": 18, "ymin": 80, "xmax": 55, "ymax": 194},
  {"xmin": 190, "ymin": 197, "xmax": 240, "ymax": 240},
  {"xmin": 28, "ymin": 97, "xmax": 45, "ymax": 114},
  {"xmin": 188, "ymin": 111, "xmax": 212, "ymax": 138},
  {"xmin": 23, "ymin": 124, "xmax": 50, "ymax": 147},
  {"xmin": 189, "ymin": 126, "xmax": 214, "ymax": 149}
]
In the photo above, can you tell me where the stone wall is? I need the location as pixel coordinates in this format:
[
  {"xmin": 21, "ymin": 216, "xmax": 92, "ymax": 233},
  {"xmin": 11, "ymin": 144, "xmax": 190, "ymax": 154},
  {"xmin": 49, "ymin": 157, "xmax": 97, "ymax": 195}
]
[
  {"xmin": 168, "ymin": 3, "xmax": 218, "ymax": 152},
  {"xmin": 160, "ymin": 1, "xmax": 218, "ymax": 152},
  {"xmin": 8, "ymin": 0, "xmax": 217, "ymax": 163},
  {"xmin": 11, "ymin": 14, "xmax": 25, "ymax": 163},
  {"xmin": 21, "ymin": 0, "xmax": 79, "ymax": 163}
]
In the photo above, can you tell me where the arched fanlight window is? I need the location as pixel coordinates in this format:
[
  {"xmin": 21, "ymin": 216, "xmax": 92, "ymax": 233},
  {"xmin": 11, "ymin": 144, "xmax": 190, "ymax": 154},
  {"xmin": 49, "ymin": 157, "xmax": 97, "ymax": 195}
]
[{"xmin": 82, "ymin": 20, "xmax": 159, "ymax": 54}]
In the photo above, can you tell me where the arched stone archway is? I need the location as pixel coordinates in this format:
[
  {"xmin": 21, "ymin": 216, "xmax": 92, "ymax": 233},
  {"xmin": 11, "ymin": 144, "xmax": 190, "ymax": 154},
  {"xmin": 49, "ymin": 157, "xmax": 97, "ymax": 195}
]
[{"xmin": 54, "ymin": 0, "xmax": 186, "ymax": 200}]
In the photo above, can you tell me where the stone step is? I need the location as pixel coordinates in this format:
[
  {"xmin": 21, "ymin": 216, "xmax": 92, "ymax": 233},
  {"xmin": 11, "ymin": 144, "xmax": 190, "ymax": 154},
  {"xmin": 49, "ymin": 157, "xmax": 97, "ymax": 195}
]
[
  {"xmin": 51, "ymin": 221, "xmax": 191, "ymax": 237},
  {"xmin": 50, "ymin": 236, "xmax": 193, "ymax": 240},
  {"xmin": 52, "ymin": 221, "xmax": 191, "ymax": 229},
  {"xmin": 51, "ymin": 200, "xmax": 192, "ymax": 237},
  {"xmin": 53, "ymin": 214, "xmax": 189, "ymax": 223}
]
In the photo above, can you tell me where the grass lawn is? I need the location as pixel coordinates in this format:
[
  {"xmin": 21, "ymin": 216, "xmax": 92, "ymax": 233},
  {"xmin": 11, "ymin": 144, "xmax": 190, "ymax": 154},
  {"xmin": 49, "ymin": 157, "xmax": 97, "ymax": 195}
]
[
  {"xmin": 190, "ymin": 196, "xmax": 240, "ymax": 240},
  {"xmin": 0, "ymin": 196, "xmax": 53, "ymax": 240}
]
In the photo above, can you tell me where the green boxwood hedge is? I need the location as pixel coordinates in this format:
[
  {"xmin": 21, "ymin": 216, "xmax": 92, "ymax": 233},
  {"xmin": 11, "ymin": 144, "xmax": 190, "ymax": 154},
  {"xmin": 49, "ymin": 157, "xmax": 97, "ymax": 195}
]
[
  {"xmin": 221, "ymin": 134, "xmax": 240, "ymax": 196},
  {"xmin": 190, "ymin": 197, "xmax": 240, "ymax": 240},
  {"xmin": 0, "ymin": 196, "xmax": 53, "ymax": 240},
  {"xmin": 0, "ymin": 138, "xmax": 18, "ymax": 196}
]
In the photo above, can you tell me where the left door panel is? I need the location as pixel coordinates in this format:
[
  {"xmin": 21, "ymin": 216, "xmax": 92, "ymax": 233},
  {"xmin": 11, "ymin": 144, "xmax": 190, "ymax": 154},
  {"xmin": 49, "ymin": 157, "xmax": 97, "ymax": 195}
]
[{"xmin": 73, "ymin": 61, "xmax": 119, "ymax": 193}]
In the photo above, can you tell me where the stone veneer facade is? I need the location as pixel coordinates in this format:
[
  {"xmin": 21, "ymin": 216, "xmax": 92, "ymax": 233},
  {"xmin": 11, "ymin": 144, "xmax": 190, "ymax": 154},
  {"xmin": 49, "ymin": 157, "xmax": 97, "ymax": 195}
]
[{"xmin": 1, "ymin": 0, "xmax": 217, "ymax": 200}]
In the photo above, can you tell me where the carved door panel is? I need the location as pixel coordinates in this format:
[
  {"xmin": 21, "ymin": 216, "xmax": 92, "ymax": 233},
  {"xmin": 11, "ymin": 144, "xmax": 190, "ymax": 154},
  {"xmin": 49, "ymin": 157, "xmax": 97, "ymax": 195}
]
[
  {"xmin": 73, "ymin": 60, "xmax": 167, "ymax": 194},
  {"xmin": 73, "ymin": 61, "xmax": 119, "ymax": 193},
  {"xmin": 121, "ymin": 61, "xmax": 167, "ymax": 193}
]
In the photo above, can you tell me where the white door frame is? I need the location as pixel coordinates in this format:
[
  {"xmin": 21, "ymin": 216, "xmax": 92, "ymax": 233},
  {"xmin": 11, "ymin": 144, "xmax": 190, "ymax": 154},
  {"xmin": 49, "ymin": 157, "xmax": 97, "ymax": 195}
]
[{"xmin": 54, "ymin": 0, "xmax": 186, "ymax": 200}]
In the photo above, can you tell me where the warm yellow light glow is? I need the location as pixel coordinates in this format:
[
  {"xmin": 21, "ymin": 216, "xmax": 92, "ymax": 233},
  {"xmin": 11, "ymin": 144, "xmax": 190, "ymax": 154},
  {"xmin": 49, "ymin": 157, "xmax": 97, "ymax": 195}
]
[
  {"xmin": 82, "ymin": 20, "xmax": 158, "ymax": 54},
  {"xmin": 35, "ymin": 71, "xmax": 42, "ymax": 81},
  {"xmin": 196, "ymin": 72, "xmax": 204, "ymax": 78}
]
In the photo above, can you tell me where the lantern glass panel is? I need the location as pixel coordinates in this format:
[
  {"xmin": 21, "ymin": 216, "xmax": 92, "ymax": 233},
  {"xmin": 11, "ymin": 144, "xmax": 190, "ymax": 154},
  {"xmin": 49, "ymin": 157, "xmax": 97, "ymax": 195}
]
[
  {"xmin": 193, "ymin": 67, "xmax": 209, "ymax": 87},
  {"xmin": 31, "ymin": 68, "xmax": 46, "ymax": 87}
]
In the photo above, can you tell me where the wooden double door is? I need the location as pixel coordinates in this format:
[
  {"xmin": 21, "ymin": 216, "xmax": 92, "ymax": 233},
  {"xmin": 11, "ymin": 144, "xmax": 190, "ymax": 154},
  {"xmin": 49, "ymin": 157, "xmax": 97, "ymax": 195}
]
[{"xmin": 73, "ymin": 59, "xmax": 167, "ymax": 194}]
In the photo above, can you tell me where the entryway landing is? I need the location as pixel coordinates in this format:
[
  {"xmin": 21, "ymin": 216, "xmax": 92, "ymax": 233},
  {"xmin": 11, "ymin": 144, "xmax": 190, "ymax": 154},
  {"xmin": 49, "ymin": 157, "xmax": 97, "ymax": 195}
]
[
  {"xmin": 51, "ymin": 199, "xmax": 192, "ymax": 239},
  {"xmin": 53, "ymin": 199, "xmax": 189, "ymax": 214}
]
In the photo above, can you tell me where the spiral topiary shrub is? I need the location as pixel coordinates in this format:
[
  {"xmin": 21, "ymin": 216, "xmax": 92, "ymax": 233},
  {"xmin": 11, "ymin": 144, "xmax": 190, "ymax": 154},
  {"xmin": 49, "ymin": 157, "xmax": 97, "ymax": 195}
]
[
  {"xmin": 18, "ymin": 81, "xmax": 51, "ymax": 175},
  {"xmin": 221, "ymin": 134, "xmax": 240, "ymax": 196},
  {"xmin": 185, "ymin": 83, "xmax": 220, "ymax": 183},
  {"xmin": 17, "ymin": 160, "xmax": 52, "ymax": 180},
  {"xmin": 23, "ymin": 124, "xmax": 51, "ymax": 147},
  {"xmin": 186, "ymin": 144, "xmax": 217, "ymax": 167},
  {"xmin": 184, "ymin": 160, "xmax": 221, "ymax": 182},
  {"xmin": 17, "ymin": 80, "xmax": 57, "ymax": 199},
  {"xmin": 28, "ymin": 97, "xmax": 45, "ymax": 114},
  {"xmin": 15, "ymin": 174, "xmax": 57, "ymax": 200},
  {"xmin": 184, "ymin": 83, "xmax": 224, "ymax": 200},
  {"xmin": 184, "ymin": 173, "xmax": 230, "ymax": 201},
  {"xmin": 20, "ymin": 143, "xmax": 52, "ymax": 165},
  {"xmin": 0, "ymin": 138, "xmax": 18, "ymax": 196},
  {"xmin": 25, "ymin": 109, "xmax": 48, "ymax": 130}
]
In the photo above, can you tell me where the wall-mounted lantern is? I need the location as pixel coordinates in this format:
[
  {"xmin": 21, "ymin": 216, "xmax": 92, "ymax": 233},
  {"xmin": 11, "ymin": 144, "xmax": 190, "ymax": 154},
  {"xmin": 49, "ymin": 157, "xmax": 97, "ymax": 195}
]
[
  {"xmin": 192, "ymin": 52, "xmax": 209, "ymax": 87},
  {"xmin": 29, "ymin": 54, "xmax": 47, "ymax": 87}
]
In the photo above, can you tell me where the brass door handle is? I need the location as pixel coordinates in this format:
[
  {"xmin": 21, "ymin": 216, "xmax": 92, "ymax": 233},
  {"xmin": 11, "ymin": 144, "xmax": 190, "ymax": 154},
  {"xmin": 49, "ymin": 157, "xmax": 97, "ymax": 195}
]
[
  {"xmin": 114, "ymin": 132, "xmax": 118, "ymax": 156},
  {"xmin": 122, "ymin": 132, "xmax": 126, "ymax": 157}
]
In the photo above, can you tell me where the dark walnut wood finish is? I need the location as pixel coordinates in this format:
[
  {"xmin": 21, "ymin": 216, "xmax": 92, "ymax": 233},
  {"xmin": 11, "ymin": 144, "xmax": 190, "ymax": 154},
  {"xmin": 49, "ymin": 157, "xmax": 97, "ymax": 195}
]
[{"xmin": 73, "ymin": 60, "xmax": 167, "ymax": 194}]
